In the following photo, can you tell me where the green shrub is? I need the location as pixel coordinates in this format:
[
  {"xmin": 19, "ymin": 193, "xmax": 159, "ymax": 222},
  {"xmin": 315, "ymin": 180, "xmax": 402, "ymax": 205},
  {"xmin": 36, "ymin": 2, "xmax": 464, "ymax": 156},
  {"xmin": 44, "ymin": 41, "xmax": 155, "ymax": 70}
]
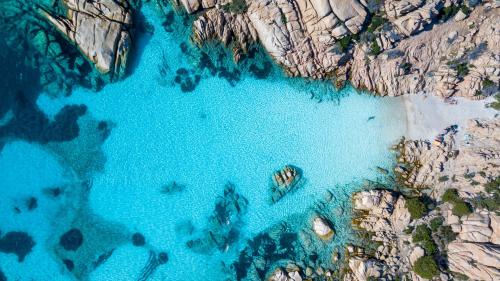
[
  {"xmin": 367, "ymin": 15, "xmax": 385, "ymax": 33},
  {"xmin": 430, "ymin": 217, "xmax": 444, "ymax": 232},
  {"xmin": 406, "ymin": 197, "xmax": 427, "ymax": 219},
  {"xmin": 452, "ymin": 201, "xmax": 473, "ymax": 217},
  {"xmin": 447, "ymin": 60, "xmax": 470, "ymax": 78},
  {"xmin": 484, "ymin": 177, "xmax": 500, "ymax": 193},
  {"xmin": 488, "ymin": 94, "xmax": 500, "ymax": 111},
  {"xmin": 338, "ymin": 35, "xmax": 352, "ymax": 52},
  {"xmin": 413, "ymin": 225, "xmax": 432, "ymax": 243},
  {"xmin": 438, "ymin": 225, "xmax": 457, "ymax": 245},
  {"xmin": 438, "ymin": 175, "xmax": 449, "ymax": 182},
  {"xmin": 413, "ymin": 256, "xmax": 439, "ymax": 279},
  {"xmin": 473, "ymin": 193, "xmax": 500, "ymax": 212},
  {"xmin": 370, "ymin": 40, "xmax": 381, "ymax": 56},
  {"xmin": 404, "ymin": 225, "xmax": 414, "ymax": 235},
  {"xmin": 483, "ymin": 79, "xmax": 495, "ymax": 88},
  {"xmin": 222, "ymin": 0, "xmax": 248, "ymax": 14},
  {"xmin": 280, "ymin": 13, "xmax": 287, "ymax": 24},
  {"xmin": 442, "ymin": 188, "xmax": 459, "ymax": 203},
  {"xmin": 421, "ymin": 239, "xmax": 438, "ymax": 255},
  {"xmin": 439, "ymin": 5, "xmax": 460, "ymax": 21}
]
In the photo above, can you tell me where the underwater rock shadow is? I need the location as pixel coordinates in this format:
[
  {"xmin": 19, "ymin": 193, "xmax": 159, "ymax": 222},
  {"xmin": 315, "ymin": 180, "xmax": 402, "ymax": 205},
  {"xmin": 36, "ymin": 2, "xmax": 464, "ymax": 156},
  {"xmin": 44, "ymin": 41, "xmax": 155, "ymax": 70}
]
[{"xmin": 126, "ymin": 7, "xmax": 155, "ymax": 79}]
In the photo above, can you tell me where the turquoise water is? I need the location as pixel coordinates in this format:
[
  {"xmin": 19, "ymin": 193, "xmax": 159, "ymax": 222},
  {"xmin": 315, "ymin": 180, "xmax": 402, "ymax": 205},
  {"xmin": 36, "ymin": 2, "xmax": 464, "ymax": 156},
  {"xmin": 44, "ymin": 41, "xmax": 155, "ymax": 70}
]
[{"xmin": 0, "ymin": 5, "xmax": 406, "ymax": 281}]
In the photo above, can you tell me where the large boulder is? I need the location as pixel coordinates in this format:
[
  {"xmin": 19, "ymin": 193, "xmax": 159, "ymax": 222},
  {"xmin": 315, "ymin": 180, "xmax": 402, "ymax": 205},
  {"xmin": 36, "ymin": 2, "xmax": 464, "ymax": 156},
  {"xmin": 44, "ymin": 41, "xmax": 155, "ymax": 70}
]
[
  {"xmin": 448, "ymin": 242, "xmax": 500, "ymax": 281},
  {"xmin": 312, "ymin": 217, "xmax": 334, "ymax": 240},
  {"xmin": 41, "ymin": 0, "xmax": 132, "ymax": 80}
]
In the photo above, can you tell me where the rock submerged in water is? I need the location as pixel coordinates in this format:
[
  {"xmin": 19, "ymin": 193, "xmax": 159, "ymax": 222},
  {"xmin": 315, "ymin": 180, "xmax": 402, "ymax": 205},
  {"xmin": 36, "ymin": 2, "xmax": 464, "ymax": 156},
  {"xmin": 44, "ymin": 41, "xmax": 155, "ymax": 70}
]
[
  {"xmin": 59, "ymin": 228, "xmax": 84, "ymax": 251},
  {"xmin": 132, "ymin": 232, "xmax": 146, "ymax": 247},
  {"xmin": 0, "ymin": 231, "xmax": 36, "ymax": 262},
  {"xmin": 63, "ymin": 259, "xmax": 75, "ymax": 271},
  {"xmin": 186, "ymin": 182, "xmax": 248, "ymax": 254},
  {"xmin": 270, "ymin": 165, "xmax": 304, "ymax": 203}
]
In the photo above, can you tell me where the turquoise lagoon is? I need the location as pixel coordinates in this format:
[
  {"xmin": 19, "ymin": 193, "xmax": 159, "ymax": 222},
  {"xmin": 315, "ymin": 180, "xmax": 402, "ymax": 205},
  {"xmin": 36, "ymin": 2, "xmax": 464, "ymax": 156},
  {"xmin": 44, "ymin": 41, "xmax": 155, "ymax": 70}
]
[{"xmin": 0, "ymin": 5, "xmax": 407, "ymax": 281}]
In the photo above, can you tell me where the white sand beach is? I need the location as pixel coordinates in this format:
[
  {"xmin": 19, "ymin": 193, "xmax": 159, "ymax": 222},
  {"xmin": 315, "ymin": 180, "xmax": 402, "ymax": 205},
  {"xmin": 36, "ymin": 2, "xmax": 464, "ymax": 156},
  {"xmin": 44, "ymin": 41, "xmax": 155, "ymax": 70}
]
[{"xmin": 404, "ymin": 94, "xmax": 498, "ymax": 141}]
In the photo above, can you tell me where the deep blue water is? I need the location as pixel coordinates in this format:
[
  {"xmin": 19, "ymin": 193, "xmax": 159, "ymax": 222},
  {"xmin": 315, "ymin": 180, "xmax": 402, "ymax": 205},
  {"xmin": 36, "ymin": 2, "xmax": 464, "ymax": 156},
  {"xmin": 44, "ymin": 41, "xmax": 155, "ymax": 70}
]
[{"xmin": 0, "ymin": 4, "xmax": 407, "ymax": 281}]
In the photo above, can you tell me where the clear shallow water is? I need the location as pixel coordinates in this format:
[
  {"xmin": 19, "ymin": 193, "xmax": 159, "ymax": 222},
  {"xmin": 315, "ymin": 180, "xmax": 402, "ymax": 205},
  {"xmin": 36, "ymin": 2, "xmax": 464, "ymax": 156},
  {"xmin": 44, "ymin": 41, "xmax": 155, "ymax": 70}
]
[{"xmin": 0, "ymin": 5, "xmax": 406, "ymax": 281}]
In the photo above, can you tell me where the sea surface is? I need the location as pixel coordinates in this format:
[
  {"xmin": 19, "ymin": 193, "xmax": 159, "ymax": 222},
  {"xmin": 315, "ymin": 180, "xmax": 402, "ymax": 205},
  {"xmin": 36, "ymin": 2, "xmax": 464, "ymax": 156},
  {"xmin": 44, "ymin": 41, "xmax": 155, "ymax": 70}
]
[{"xmin": 0, "ymin": 4, "xmax": 407, "ymax": 281}]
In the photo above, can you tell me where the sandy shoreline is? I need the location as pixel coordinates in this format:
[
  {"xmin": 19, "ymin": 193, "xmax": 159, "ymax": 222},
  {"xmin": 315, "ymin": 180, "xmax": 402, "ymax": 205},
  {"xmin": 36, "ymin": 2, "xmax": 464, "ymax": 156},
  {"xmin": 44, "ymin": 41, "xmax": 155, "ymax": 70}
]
[{"xmin": 403, "ymin": 94, "xmax": 498, "ymax": 141}]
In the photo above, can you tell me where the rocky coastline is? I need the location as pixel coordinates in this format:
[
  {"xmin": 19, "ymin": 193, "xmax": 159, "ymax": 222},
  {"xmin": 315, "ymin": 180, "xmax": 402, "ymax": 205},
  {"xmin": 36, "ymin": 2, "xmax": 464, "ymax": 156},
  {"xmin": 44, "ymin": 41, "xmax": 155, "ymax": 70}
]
[
  {"xmin": 1, "ymin": 0, "xmax": 499, "ymax": 280},
  {"xmin": 175, "ymin": 0, "xmax": 499, "ymax": 99}
]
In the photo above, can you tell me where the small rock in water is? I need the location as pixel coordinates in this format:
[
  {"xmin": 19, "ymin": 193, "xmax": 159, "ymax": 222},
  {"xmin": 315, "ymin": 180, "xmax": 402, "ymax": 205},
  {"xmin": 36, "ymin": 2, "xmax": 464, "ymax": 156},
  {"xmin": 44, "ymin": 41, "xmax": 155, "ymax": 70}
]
[
  {"xmin": 62, "ymin": 259, "xmax": 74, "ymax": 271},
  {"xmin": 59, "ymin": 228, "xmax": 84, "ymax": 251},
  {"xmin": 270, "ymin": 165, "xmax": 304, "ymax": 203},
  {"xmin": 26, "ymin": 197, "xmax": 37, "ymax": 211},
  {"xmin": 158, "ymin": 252, "xmax": 168, "ymax": 264},
  {"xmin": 132, "ymin": 233, "xmax": 146, "ymax": 247},
  {"xmin": 312, "ymin": 217, "xmax": 334, "ymax": 240}
]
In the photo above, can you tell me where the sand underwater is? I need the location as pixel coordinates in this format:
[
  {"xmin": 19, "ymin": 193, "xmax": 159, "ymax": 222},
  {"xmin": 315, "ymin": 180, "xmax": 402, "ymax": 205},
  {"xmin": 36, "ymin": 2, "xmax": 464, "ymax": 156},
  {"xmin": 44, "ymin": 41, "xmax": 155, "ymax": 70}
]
[{"xmin": 0, "ymin": 3, "xmax": 407, "ymax": 281}]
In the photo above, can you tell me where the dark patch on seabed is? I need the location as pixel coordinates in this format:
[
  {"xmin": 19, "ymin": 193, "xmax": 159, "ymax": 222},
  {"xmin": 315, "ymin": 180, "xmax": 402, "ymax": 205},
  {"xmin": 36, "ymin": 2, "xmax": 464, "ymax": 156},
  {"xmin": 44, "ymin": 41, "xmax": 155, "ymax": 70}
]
[
  {"xmin": 0, "ymin": 268, "xmax": 6, "ymax": 281},
  {"xmin": 59, "ymin": 228, "xmax": 84, "ymax": 252},
  {"xmin": 0, "ymin": 231, "xmax": 36, "ymax": 262},
  {"xmin": 185, "ymin": 183, "xmax": 248, "ymax": 254},
  {"xmin": 0, "ymin": 38, "xmax": 88, "ymax": 148}
]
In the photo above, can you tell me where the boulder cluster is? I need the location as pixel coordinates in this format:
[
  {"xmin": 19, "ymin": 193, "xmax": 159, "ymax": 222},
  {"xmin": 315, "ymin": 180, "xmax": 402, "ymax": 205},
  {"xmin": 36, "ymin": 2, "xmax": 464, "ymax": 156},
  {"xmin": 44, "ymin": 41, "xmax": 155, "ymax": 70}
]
[{"xmin": 178, "ymin": 0, "xmax": 499, "ymax": 99}]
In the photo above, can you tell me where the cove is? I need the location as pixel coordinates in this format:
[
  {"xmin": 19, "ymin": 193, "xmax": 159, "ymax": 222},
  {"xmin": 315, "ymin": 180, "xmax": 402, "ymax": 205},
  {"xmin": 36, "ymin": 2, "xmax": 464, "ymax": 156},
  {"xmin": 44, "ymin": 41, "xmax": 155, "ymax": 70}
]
[{"xmin": 0, "ymin": 4, "xmax": 407, "ymax": 281}]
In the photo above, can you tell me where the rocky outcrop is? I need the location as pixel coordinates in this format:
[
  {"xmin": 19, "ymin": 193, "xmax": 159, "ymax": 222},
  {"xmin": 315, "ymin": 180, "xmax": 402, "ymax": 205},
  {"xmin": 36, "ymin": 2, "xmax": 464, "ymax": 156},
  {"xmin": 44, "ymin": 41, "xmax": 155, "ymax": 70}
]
[
  {"xmin": 448, "ymin": 242, "xmax": 500, "ymax": 281},
  {"xmin": 178, "ymin": 0, "xmax": 499, "ymax": 99},
  {"xmin": 41, "ymin": 0, "xmax": 132, "ymax": 80},
  {"xmin": 346, "ymin": 257, "xmax": 383, "ymax": 281},
  {"xmin": 353, "ymin": 190, "xmax": 411, "ymax": 235},
  {"xmin": 312, "ymin": 217, "xmax": 334, "ymax": 240},
  {"xmin": 268, "ymin": 268, "xmax": 303, "ymax": 281},
  {"xmin": 446, "ymin": 210, "xmax": 500, "ymax": 243},
  {"xmin": 350, "ymin": 190, "xmax": 413, "ymax": 278},
  {"xmin": 396, "ymin": 119, "xmax": 500, "ymax": 195},
  {"xmin": 351, "ymin": 4, "xmax": 500, "ymax": 98},
  {"xmin": 180, "ymin": 0, "xmax": 365, "ymax": 79}
]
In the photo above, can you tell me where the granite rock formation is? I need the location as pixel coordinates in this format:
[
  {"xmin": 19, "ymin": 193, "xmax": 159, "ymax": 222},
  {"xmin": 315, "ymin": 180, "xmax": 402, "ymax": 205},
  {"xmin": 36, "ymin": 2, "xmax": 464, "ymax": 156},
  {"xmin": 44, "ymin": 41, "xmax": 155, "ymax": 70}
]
[
  {"xmin": 348, "ymin": 118, "xmax": 500, "ymax": 280},
  {"xmin": 177, "ymin": 0, "xmax": 499, "ymax": 98},
  {"xmin": 41, "ymin": 0, "xmax": 132, "ymax": 80}
]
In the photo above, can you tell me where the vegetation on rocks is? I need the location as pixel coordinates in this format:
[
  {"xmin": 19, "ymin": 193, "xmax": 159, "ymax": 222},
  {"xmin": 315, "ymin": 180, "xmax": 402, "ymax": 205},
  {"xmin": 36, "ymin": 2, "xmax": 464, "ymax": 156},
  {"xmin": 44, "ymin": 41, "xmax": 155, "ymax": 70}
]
[
  {"xmin": 429, "ymin": 217, "xmax": 443, "ymax": 232},
  {"xmin": 447, "ymin": 60, "xmax": 470, "ymax": 78},
  {"xmin": 338, "ymin": 35, "xmax": 353, "ymax": 52},
  {"xmin": 406, "ymin": 197, "xmax": 427, "ymax": 219},
  {"xmin": 442, "ymin": 188, "xmax": 473, "ymax": 216},
  {"xmin": 452, "ymin": 201, "xmax": 473, "ymax": 216},
  {"xmin": 413, "ymin": 225, "xmax": 438, "ymax": 255},
  {"xmin": 473, "ymin": 177, "xmax": 500, "ymax": 212},
  {"xmin": 487, "ymin": 94, "xmax": 500, "ymax": 110},
  {"xmin": 222, "ymin": 0, "xmax": 248, "ymax": 14},
  {"xmin": 370, "ymin": 40, "xmax": 381, "ymax": 56},
  {"xmin": 442, "ymin": 189, "xmax": 460, "ymax": 203},
  {"xmin": 413, "ymin": 256, "xmax": 439, "ymax": 279}
]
